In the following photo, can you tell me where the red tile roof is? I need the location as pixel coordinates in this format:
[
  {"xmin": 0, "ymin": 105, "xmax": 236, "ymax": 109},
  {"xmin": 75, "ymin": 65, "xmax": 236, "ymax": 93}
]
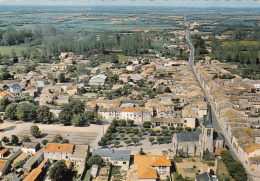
[{"xmin": 44, "ymin": 143, "xmax": 74, "ymax": 154}]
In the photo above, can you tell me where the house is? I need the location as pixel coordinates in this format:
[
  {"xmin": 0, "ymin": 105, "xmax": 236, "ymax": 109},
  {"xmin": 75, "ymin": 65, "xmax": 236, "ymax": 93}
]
[
  {"xmin": 10, "ymin": 83, "xmax": 21, "ymax": 96},
  {"xmin": 134, "ymin": 155, "xmax": 172, "ymax": 181},
  {"xmin": 0, "ymin": 148, "xmax": 9, "ymax": 158},
  {"xmin": 23, "ymin": 159, "xmax": 51, "ymax": 181},
  {"xmin": 51, "ymin": 62, "xmax": 68, "ymax": 71},
  {"xmin": 92, "ymin": 149, "xmax": 131, "ymax": 170},
  {"xmin": 12, "ymin": 152, "xmax": 30, "ymax": 169},
  {"xmin": 21, "ymin": 142, "xmax": 40, "ymax": 156},
  {"xmin": 0, "ymin": 159, "xmax": 11, "ymax": 176},
  {"xmin": 8, "ymin": 149, "xmax": 23, "ymax": 162},
  {"xmin": 44, "ymin": 143, "xmax": 74, "ymax": 161},
  {"xmin": 151, "ymin": 117, "xmax": 195, "ymax": 128},
  {"xmin": 119, "ymin": 74, "xmax": 131, "ymax": 82},
  {"xmin": 70, "ymin": 145, "xmax": 90, "ymax": 166},
  {"xmin": 23, "ymin": 148, "xmax": 44, "ymax": 173},
  {"xmin": 91, "ymin": 165, "xmax": 99, "ymax": 178},
  {"xmin": 195, "ymin": 172, "xmax": 218, "ymax": 181},
  {"xmin": 126, "ymin": 65, "xmax": 141, "ymax": 72},
  {"xmin": 89, "ymin": 74, "xmax": 107, "ymax": 85}
]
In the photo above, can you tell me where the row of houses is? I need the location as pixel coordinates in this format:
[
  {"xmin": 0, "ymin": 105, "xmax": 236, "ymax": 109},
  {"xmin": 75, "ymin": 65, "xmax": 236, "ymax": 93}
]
[{"xmin": 195, "ymin": 58, "xmax": 260, "ymax": 172}]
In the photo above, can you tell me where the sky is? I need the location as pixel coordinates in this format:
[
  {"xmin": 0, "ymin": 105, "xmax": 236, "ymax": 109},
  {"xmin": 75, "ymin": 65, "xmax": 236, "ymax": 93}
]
[{"xmin": 0, "ymin": 0, "xmax": 259, "ymax": 8}]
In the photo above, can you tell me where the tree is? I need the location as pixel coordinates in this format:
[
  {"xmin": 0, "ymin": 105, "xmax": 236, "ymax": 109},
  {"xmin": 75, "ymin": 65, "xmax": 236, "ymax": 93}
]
[
  {"xmin": 0, "ymin": 98, "xmax": 12, "ymax": 112},
  {"xmin": 49, "ymin": 160, "xmax": 69, "ymax": 181},
  {"xmin": 59, "ymin": 104, "xmax": 72, "ymax": 125},
  {"xmin": 5, "ymin": 103, "xmax": 17, "ymax": 120},
  {"xmin": 139, "ymin": 147, "xmax": 146, "ymax": 155},
  {"xmin": 1, "ymin": 136, "xmax": 9, "ymax": 143},
  {"xmin": 137, "ymin": 132, "xmax": 143, "ymax": 139},
  {"xmin": 111, "ymin": 133, "xmax": 118, "ymax": 140},
  {"xmin": 124, "ymin": 139, "xmax": 131, "ymax": 147},
  {"xmin": 127, "ymin": 119, "xmax": 134, "ymax": 127},
  {"xmin": 143, "ymin": 121, "xmax": 152, "ymax": 128},
  {"xmin": 21, "ymin": 136, "xmax": 31, "ymax": 143},
  {"xmin": 141, "ymin": 128, "xmax": 146, "ymax": 133},
  {"xmin": 61, "ymin": 139, "xmax": 69, "ymax": 143},
  {"xmin": 120, "ymin": 133, "xmax": 125, "ymax": 139},
  {"xmin": 11, "ymin": 135, "xmax": 19, "ymax": 145},
  {"xmin": 185, "ymin": 127, "xmax": 192, "ymax": 132},
  {"xmin": 129, "ymin": 133, "xmax": 135, "ymax": 140},
  {"xmin": 157, "ymin": 136, "xmax": 164, "ymax": 145},
  {"xmin": 164, "ymin": 87, "xmax": 172, "ymax": 93},
  {"xmin": 16, "ymin": 103, "xmax": 37, "ymax": 121},
  {"xmin": 106, "ymin": 141, "xmax": 113, "ymax": 148},
  {"xmin": 98, "ymin": 141, "xmax": 106, "ymax": 147},
  {"xmin": 30, "ymin": 125, "xmax": 41, "ymax": 138},
  {"xmin": 71, "ymin": 114, "xmax": 84, "ymax": 126},
  {"xmin": 149, "ymin": 137, "xmax": 155, "ymax": 145},
  {"xmin": 58, "ymin": 73, "xmax": 66, "ymax": 83},
  {"xmin": 42, "ymin": 139, "xmax": 48, "ymax": 145},
  {"xmin": 116, "ymin": 126, "xmax": 123, "ymax": 133},
  {"xmin": 52, "ymin": 134, "xmax": 63, "ymax": 143},
  {"xmin": 132, "ymin": 127, "xmax": 139, "ymax": 134},
  {"xmin": 117, "ymin": 119, "xmax": 126, "ymax": 127},
  {"xmin": 124, "ymin": 127, "xmax": 131, "ymax": 133},
  {"xmin": 164, "ymin": 136, "xmax": 172, "ymax": 144},
  {"xmin": 162, "ymin": 129, "xmax": 170, "ymax": 136},
  {"xmin": 148, "ymin": 129, "xmax": 155, "ymax": 135},
  {"xmin": 36, "ymin": 105, "xmax": 52, "ymax": 124},
  {"xmin": 114, "ymin": 140, "xmax": 120, "ymax": 148},
  {"xmin": 87, "ymin": 155, "xmax": 103, "ymax": 166},
  {"xmin": 132, "ymin": 138, "xmax": 139, "ymax": 147}
]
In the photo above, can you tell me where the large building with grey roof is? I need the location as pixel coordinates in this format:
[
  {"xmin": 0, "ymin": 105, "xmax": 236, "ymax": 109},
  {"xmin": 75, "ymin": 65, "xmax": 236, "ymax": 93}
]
[
  {"xmin": 92, "ymin": 149, "xmax": 131, "ymax": 170},
  {"xmin": 172, "ymin": 106, "xmax": 224, "ymax": 156}
]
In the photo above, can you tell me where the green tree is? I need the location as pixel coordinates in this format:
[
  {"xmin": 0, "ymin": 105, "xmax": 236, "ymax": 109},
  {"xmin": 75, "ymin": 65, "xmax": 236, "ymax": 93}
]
[
  {"xmin": 139, "ymin": 147, "xmax": 146, "ymax": 155},
  {"xmin": 162, "ymin": 129, "xmax": 170, "ymax": 136},
  {"xmin": 149, "ymin": 137, "xmax": 155, "ymax": 145},
  {"xmin": 116, "ymin": 126, "xmax": 123, "ymax": 133},
  {"xmin": 132, "ymin": 138, "xmax": 139, "ymax": 147},
  {"xmin": 36, "ymin": 105, "xmax": 53, "ymax": 124},
  {"xmin": 49, "ymin": 160, "xmax": 69, "ymax": 181},
  {"xmin": 114, "ymin": 140, "xmax": 120, "ymax": 148},
  {"xmin": 42, "ymin": 139, "xmax": 48, "ymax": 145},
  {"xmin": 0, "ymin": 98, "xmax": 12, "ymax": 112},
  {"xmin": 127, "ymin": 119, "xmax": 134, "ymax": 127},
  {"xmin": 52, "ymin": 134, "xmax": 63, "ymax": 143},
  {"xmin": 30, "ymin": 125, "xmax": 41, "ymax": 138},
  {"xmin": 143, "ymin": 121, "xmax": 152, "ymax": 128},
  {"xmin": 124, "ymin": 139, "xmax": 131, "ymax": 147},
  {"xmin": 164, "ymin": 87, "xmax": 172, "ymax": 93},
  {"xmin": 21, "ymin": 136, "xmax": 31, "ymax": 143},
  {"xmin": 1, "ymin": 136, "xmax": 9, "ymax": 143},
  {"xmin": 157, "ymin": 136, "xmax": 164, "ymax": 145},
  {"xmin": 16, "ymin": 103, "xmax": 37, "ymax": 121},
  {"xmin": 148, "ymin": 129, "xmax": 155, "ymax": 136},
  {"xmin": 129, "ymin": 133, "xmax": 135, "ymax": 140},
  {"xmin": 59, "ymin": 104, "xmax": 72, "ymax": 125},
  {"xmin": 111, "ymin": 133, "xmax": 118, "ymax": 140},
  {"xmin": 132, "ymin": 127, "xmax": 139, "ymax": 134},
  {"xmin": 137, "ymin": 132, "xmax": 143, "ymax": 139},
  {"xmin": 11, "ymin": 135, "xmax": 19, "ymax": 145},
  {"xmin": 61, "ymin": 139, "xmax": 70, "ymax": 143},
  {"xmin": 87, "ymin": 155, "xmax": 103, "ymax": 166},
  {"xmin": 58, "ymin": 73, "xmax": 66, "ymax": 83},
  {"xmin": 5, "ymin": 103, "xmax": 17, "ymax": 120},
  {"xmin": 71, "ymin": 114, "xmax": 84, "ymax": 126},
  {"xmin": 120, "ymin": 133, "xmax": 125, "ymax": 139}
]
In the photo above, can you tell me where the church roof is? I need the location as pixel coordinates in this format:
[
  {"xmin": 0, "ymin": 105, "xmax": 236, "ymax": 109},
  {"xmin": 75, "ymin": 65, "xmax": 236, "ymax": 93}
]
[
  {"xmin": 176, "ymin": 130, "xmax": 200, "ymax": 142},
  {"xmin": 203, "ymin": 105, "xmax": 214, "ymax": 128}
]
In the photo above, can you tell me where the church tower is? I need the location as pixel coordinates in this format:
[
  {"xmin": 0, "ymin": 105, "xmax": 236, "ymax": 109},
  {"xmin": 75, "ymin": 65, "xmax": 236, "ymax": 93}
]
[{"xmin": 199, "ymin": 105, "xmax": 214, "ymax": 154}]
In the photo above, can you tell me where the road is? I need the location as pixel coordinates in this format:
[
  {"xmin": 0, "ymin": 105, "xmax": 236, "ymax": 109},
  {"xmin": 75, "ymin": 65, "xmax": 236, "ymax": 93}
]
[{"xmin": 185, "ymin": 19, "xmax": 259, "ymax": 181}]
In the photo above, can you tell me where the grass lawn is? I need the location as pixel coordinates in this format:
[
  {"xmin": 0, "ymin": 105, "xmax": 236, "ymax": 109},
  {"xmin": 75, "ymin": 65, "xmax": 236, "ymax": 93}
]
[
  {"xmin": 0, "ymin": 45, "xmax": 27, "ymax": 56},
  {"xmin": 83, "ymin": 169, "xmax": 91, "ymax": 181},
  {"xmin": 217, "ymin": 159, "xmax": 233, "ymax": 181}
]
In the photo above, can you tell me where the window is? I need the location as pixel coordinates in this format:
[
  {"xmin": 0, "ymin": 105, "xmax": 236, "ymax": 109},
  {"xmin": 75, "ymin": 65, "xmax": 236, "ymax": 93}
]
[
  {"xmin": 123, "ymin": 162, "xmax": 126, "ymax": 164},
  {"xmin": 207, "ymin": 129, "xmax": 211, "ymax": 136},
  {"xmin": 114, "ymin": 161, "xmax": 118, "ymax": 164}
]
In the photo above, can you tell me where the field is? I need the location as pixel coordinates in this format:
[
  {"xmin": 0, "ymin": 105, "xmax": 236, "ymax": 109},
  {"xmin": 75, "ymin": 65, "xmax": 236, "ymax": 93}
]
[
  {"xmin": 0, "ymin": 45, "xmax": 27, "ymax": 56},
  {"xmin": 216, "ymin": 159, "xmax": 234, "ymax": 181}
]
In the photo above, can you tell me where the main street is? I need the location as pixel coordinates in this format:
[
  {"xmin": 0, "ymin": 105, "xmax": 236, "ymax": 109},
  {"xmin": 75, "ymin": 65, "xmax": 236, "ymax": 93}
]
[{"xmin": 185, "ymin": 20, "xmax": 259, "ymax": 181}]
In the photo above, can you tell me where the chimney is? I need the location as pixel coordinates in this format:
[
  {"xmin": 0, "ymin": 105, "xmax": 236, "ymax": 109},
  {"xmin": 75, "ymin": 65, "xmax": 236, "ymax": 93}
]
[
  {"xmin": 120, "ymin": 157, "xmax": 122, "ymax": 160},
  {"xmin": 167, "ymin": 156, "xmax": 170, "ymax": 160},
  {"xmin": 153, "ymin": 157, "xmax": 155, "ymax": 160}
]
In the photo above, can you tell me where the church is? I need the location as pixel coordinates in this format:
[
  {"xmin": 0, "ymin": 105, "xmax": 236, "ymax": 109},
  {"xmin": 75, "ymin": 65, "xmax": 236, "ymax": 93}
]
[{"xmin": 172, "ymin": 106, "xmax": 224, "ymax": 156}]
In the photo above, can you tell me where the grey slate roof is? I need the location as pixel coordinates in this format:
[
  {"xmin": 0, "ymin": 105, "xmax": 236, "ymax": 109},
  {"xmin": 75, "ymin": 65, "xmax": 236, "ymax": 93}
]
[
  {"xmin": 176, "ymin": 131, "xmax": 200, "ymax": 142},
  {"xmin": 195, "ymin": 172, "xmax": 213, "ymax": 181},
  {"xmin": 92, "ymin": 149, "xmax": 131, "ymax": 162},
  {"xmin": 11, "ymin": 83, "xmax": 21, "ymax": 88},
  {"xmin": 203, "ymin": 105, "xmax": 214, "ymax": 128}
]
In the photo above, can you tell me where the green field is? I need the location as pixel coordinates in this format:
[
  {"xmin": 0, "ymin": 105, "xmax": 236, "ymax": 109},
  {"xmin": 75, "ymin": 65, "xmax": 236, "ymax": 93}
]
[{"xmin": 0, "ymin": 45, "xmax": 27, "ymax": 56}]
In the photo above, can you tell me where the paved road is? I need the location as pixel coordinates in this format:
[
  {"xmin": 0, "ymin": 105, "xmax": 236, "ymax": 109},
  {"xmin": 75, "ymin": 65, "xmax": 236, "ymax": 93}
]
[{"xmin": 185, "ymin": 26, "xmax": 259, "ymax": 180}]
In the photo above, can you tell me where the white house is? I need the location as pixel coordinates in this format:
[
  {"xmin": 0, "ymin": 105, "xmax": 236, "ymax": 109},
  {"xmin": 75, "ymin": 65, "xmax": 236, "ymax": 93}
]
[{"xmin": 89, "ymin": 74, "xmax": 107, "ymax": 85}]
